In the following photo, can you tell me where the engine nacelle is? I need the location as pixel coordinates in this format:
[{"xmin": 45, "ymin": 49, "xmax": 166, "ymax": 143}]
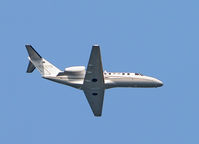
[{"xmin": 64, "ymin": 66, "xmax": 86, "ymax": 76}]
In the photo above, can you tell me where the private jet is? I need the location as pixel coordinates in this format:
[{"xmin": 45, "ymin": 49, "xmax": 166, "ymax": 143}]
[{"xmin": 26, "ymin": 45, "xmax": 163, "ymax": 116}]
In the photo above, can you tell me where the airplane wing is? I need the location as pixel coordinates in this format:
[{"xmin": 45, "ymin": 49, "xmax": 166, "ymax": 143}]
[
  {"xmin": 83, "ymin": 89, "xmax": 105, "ymax": 116},
  {"xmin": 82, "ymin": 45, "xmax": 105, "ymax": 116}
]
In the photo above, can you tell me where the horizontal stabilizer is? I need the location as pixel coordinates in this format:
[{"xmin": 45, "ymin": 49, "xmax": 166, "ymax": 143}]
[{"xmin": 26, "ymin": 61, "xmax": 35, "ymax": 73}]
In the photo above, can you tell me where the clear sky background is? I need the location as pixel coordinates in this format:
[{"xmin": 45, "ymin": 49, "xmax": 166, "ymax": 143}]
[{"xmin": 1, "ymin": 0, "xmax": 199, "ymax": 144}]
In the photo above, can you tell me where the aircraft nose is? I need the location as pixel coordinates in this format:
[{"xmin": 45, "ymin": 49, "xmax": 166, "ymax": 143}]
[{"xmin": 155, "ymin": 79, "xmax": 163, "ymax": 87}]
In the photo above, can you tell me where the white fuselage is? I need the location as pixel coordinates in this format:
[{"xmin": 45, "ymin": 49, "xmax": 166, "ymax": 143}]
[
  {"xmin": 26, "ymin": 45, "xmax": 163, "ymax": 116},
  {"xmin": 44, "ymin": 71, "xmax": 163, "ymax": 89}
]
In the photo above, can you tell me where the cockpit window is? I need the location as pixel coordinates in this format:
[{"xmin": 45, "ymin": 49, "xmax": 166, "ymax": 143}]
[{"xmin": 135, "ymin": 73, "xmax": 143, "ymax": 76}]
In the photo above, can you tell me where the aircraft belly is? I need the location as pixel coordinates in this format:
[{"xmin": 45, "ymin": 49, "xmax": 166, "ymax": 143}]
[{"xmin": 43, "ymin": 76, "xmax": 83, "ymax": 89}]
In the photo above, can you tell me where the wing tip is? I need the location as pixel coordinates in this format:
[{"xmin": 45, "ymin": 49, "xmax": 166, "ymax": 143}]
[
  {"xmin": 94, "ymin": 114, "xmax": 102, "ymax": 117},
  {"xmin": 93, "ymin": 44, "xmax": 99, "ymax": 47}
]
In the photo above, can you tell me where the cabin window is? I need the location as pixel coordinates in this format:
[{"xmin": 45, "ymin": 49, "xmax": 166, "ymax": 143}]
[
  {"xmin": 122, "ymin": 73, "xmax": 125, "ymax": 75},
  {"xmin": 109, "ymin": 73, "xmax": 111, "ymax": 75},
  {"xmin": 127, "ymin": 73, "xmax": 130, "ymax": 75}
]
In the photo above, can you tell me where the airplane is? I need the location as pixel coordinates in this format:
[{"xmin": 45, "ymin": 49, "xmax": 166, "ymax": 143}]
[{"xmin": 26, "ymin": 45, "xmax": 163, "ymax": 116}]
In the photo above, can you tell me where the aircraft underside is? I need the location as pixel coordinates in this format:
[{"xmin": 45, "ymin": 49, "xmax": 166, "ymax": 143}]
[{"xmin": 26, "ymin": 44, "xmax": 163, "ymax": 116}]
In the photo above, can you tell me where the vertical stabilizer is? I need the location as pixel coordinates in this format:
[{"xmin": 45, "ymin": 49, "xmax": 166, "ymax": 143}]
[{"xmin": 25, "ymin": 45, "xmax": 61, "ymax": 76}]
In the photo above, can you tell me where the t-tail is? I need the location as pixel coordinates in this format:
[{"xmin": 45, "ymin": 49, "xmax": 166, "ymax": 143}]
[{"xmin": 26, "ymin": 45, "xmax": 61, "ymax": 77}]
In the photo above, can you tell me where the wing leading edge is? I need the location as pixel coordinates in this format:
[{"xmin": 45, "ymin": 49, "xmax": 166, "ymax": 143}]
[{"xmin": 82, "ymin": 45, "xmax": 105, "ymax": 116}]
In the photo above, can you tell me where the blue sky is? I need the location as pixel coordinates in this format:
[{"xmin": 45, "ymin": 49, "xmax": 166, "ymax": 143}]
[{"xmin": 1, "ymin": 0, "xmax": 199, "ymax": 143}]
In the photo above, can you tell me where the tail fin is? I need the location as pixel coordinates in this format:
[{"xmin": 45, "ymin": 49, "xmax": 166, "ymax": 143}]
[{"xmin": 25, "ymin": 45, "xmax": 61, "ymax": 77}]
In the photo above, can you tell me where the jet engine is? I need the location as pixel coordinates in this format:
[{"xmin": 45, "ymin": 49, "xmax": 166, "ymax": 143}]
[{"xmin": 64, "ymin": 66, "xmax": 86, "ymax": 77}]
